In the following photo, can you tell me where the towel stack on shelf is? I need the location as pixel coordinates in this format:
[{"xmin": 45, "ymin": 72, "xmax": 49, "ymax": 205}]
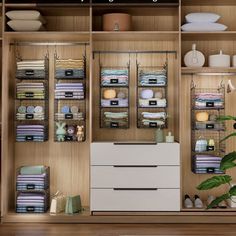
[
  {"xmin": 16, "ymin": 125, "xmax": 46, "ymax": 142},
  {"xmin": 101, "ymin": 69, "xmax": 129, "ymax": 86},
  {"xmin": 139, "ymin": 69, "xmax": 167, "ymax": 87},
  {"xmin": 55, "ymin": 105, "xmax": 84, "ymax": 121},
  {"xmin": 139, "ymin": 98, "xmax": 167, "ymax": 108},
  {"xmin": 55, "ymin": 59, "xmax": 85, "ymax": 79},
  {"xmin": 141, "ymin": 112, "xmax": 166, "ymax": 127},
  {"xmin": 16, "ymin": 82, "xmax": 45, "ymax": 99},
  {"xmin": 16, "ymin": 105, "xmax": 45, "ymax": 121},
  {"xmin": 55, "ymin": 83, "xmax": 84, "ymax": 99},
  {"xmin": 195, "ymin": 93, "xmax": 224, "ymax": 109},
  {"xmin": 103, "ymin": 112, "xmax": 128, "ymax": 128},
  {"xmin": 101, "ymin": 98, "xmax": 128, "ymax": 107},
  {"xmin": 16, "ymin": 166, "xmax": 50, "ymax": 214},
  {"xmin": 192, "ymin": 155, "xmax": 224, "ymax": 174},
  {"xmin": 16, "ymin": 60, "xmax": 46, "ymax": 79}
]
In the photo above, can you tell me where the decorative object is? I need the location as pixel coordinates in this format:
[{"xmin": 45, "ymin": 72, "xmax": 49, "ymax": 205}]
[
  {"xmin": 103, "ymin": 89, "xmax": 117, "ymax": 99},
  {"xmin": 67, "ymin": 126, "xmax": 76, "ymax": 141},
  {"xmin": 184, "ymin": 44, "xmax": 205, "ymax": 67},
  {"xmin": 166, "ymin": 132, "xmax": 174, "ymax": 143},
  {"xmin": 209, "ymin": 50, "xmax": 230, "ymax": 68},
  {"xmin": 140, "ymin": 89, "xmax": 154, "ymax": 99},
  {"xmin": 50, "ymin": 191, "xmax": 66, "ymax": 214},
  {"xmin": 56, "ymin": 122, "xmax": 66, "ymax": 142},
  {"xmin": 196, "ymin": 112, "xmax": 209, "ymax": 122},
  {"xmin": 155, "ymin": 128, "xmax": 164, "ymax": 143},
  {"xmin": 77, "ymin": 125, "xmax": 84, "ymax": 142},
  {"xmin": 103, "ymin": 13, "xmax": 131, "ymax": 31},
  {"xmin": 65, "ymin": 195, "xmax": 82, "ymax": 214}
]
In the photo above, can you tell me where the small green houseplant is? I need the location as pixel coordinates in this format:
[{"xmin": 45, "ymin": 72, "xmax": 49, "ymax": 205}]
[{"xmin": 197, "ymin": 115, "xmax": 236, "ymax": 209}]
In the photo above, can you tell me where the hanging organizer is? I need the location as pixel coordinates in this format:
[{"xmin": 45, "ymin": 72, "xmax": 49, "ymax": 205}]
[
  {"xmin": 191, "ymin": 81, "xmax": 226, "ymax": 175},
  {"xmin": 136, "ymin": 57, "xmax": 168, "ymax": 129},
  {"xmin": 54, "ymin": 46, "xmax": 87, "ymax": 142},
  {"xmin": 15, "ymin": 50, "xmax": 49, "ymax": 143}
]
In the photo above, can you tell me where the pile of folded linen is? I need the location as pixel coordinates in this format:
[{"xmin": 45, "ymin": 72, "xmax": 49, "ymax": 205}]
[
  {"xmin": 101, "ymin": 69, "xmax": 129, "ymax": 86},
  {"xmin": 16, "ymin": 82, "xmax": 45, "ymax": 99},
  {"xmin": 55, "ymin": 83, "xmax": 84, "ymax": 99},
  {"xmin": 192, "ymin": 155, "xmax": 224, "ymax": 174},
  {"xmin": 16, "ymin": 105, "xmax": 45, "ymax": 121},
  {"xmin": 181, "ymin": 12, "xmax": 227, "ymax": 32},
  {"xmin": 139, "ymin": 98, "xmax": 167, "ymax": 108},
  {"xmin": 103, "ymin": 111, "xmax": 128, "ymax": 128},
  {"xmin": 141, "ymin": 112, "xmax": 166, "ymax": 127},
  {"xmin": 16, "ymin": 60, "xmax": 46, "ymax": 79},
  {"xmin": 55, "ymin": 59, "xmax": 85, "ymax": 79},
  {"xmin": 139, "ymin": 69, "xmax": 167, "ymax": 87},
  {"xmin": 16, "ymin": 192, "xmax": 49, "ymax": 213},
  {"xmin": 16, "ymin": 125, "xmax": 46, "ymax": 142},
  {"xmin": 195, "ymin": 93, "xmax": 224, "ymax": 109},
  {"xmin": 6, "ymin": 10, "xmax": 46, "ymax": 32},
  {"xmin": 55, "ymin": 105, "xmax": 84, "ymax": 121},
  {"xmin": 101, "ymin": 98, "xmax": 128, "ymax": 107}
]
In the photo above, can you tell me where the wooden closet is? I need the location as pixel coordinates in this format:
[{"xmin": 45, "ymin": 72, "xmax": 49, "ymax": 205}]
[{"xmin": 1, "ymin": 0, "xmax": 236, "ymax": 223}]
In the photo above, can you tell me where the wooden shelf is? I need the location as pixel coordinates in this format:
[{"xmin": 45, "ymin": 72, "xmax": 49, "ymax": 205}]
[
  {"xmin": 181, "ymin": 0, "xmax": 236, "ymax": 6},
  {"xmin": 182, "ymin": 31, "xmax": 236, "ymax": 40},
  {"xmin": 181, "ymin": 67, "xmax": 236, "ymax": 75},
  {"xmin": 4, "ymin": 32, "xmax": 90, "ymax": 41},
  {"xmin": 92, "ymin": 31, "xmax": 179, "ymax": 41}
]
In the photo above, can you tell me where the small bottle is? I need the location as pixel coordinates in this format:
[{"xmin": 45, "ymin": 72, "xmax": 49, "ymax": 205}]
[
  {"xmin": 166, "ymin": 132, "xmax": 174, "ymax": 143},
  {"xmin": 155, "ymin": 128, "xmax": 164, "ymax": 143},
  {"xmin": 207, "ymin": 139, "xmax": 215, "ymax": 151}
]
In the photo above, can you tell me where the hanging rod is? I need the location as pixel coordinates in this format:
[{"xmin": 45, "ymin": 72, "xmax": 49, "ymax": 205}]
[
  {"xmin": 183, "ymin": 72, "xmax": 236, "ymax": 76},
  {"xmin": 10, "ymin": 42, "xmax": 90, "ymax": 46},
  {"xmin": 93, "ymin": 50, "xmax": 177, "ymax": 59}
]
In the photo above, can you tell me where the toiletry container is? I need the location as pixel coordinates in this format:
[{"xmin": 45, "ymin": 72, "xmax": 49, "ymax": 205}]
[
  {"xmin": 166, "ymin": 132, "xmax": 174, "ymax": 143},
  {"xmin": 156, "ymin": 128, "xmax": 164, "ymax": 143},
  {"xmin": 103, "ymin": 13, "xmax": 131, "ymax": 31},
  {"xmin": 209, "ymin": 50, "xmax": 230, "ymax": 67},
  {"xmin": 184, "ymin": 44, "xmax": 205, "ymax": 67}
]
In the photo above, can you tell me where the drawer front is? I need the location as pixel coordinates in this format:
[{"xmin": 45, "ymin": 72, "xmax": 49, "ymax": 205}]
[
  {"xmin": 91, "ymin": 166, "xmax": 180, "ymax": 189},
  {"xmin": 91, "ymin": 143, "xmax": 180, "ymax": 166},
  {"xmin": 91, "ymin": 188, "xmax": 180, "ymax": 212}
]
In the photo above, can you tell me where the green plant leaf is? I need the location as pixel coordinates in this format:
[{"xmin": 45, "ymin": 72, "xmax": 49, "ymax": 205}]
[
  {"xmin": 197, "ymin": 175, "xmax": 232, "ymax": 190},
  {"xmin": 229, "ymin": 186, "xmax": 236, "ymax": 196},
  {"xmin": 217, "ymin": 115, "xmax": 236, "ymax": 121},
  {"xmin": 220, "ymin": 133, "xmax": 236, "ymax": 143},
  {"xmin": 207, "ymin": 193, "xmax": 230, "ymax": 209},
  {"xmin": 220, "ymin": 152, "xmax": 236, "ymax": 171}
]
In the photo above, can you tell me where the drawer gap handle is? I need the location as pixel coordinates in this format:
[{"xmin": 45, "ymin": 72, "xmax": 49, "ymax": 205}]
[
  {"xmin": 113, "ymin": 165, "xmax": 158, "ymax": 168},
  {"xmin": 113, "ymin": 188, "xmax": 158, "ymax": 191},
  {"xmin": 113, "ymin": 143, "xmax": 157, "ymax": 146}
]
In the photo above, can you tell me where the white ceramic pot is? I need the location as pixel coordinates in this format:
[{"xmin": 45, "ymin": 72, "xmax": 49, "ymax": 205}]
[
  {"xmin": 184, "ymin": 44, "xmax": 205, "ymax": 67},
  {"xmin": 232, "ymin": 55, "xmax": 236, "ymax": 67},
  {"xmin": 209, "ymin": 50, "xmax": 230, "ymax": 68}
]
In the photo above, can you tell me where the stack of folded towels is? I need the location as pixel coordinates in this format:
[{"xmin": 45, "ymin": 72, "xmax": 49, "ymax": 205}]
[
  {"xmin": 55, "ymin": 59, "xmax": 85, "ymax": 79},
  {"xmin": 101, "ymin": 69, "xmax": 129, "ymax": 86},
  {"xmin": 17, "ymin": 82, "xmax": 45, "ymax": 99},
  {"xmin": 16, "ymin": 125, "xmax": 46, "ymax": 142},
  {"xmin": 16, "ymin": 105, "xmax": 45, "ymax": 121},
  {"xmin": 55, "ymin": 83, "xmax": 84, "ymax": 99},
  {"xmin": 16, "ymin": 165, "xmax": 49, "ymax": 213},
  {"xmin": 139, "ymin": 69, "xmax": 167, "ymax": 87},
  {"xmin": 181, "ymin": 12, "xmax": 227, "ymax": 32},
  {"xmin": 55, "ymin": 105, "xmax": 84, "ymax": 121},
  {"xmin": 195, "ymin": 93, "xmax": 224, "ymax": 109},
  {"xmin": 16, "ymin": 60, "xmax": 46, "ymax": 79},
  {"xmin": 103, "ymin": 112, "xmax": 128, "ymax": 128},
  {"xmin": 6, "ymin": 10, "xmax": 46, "ymax": 32},
  {"xmin": 192, "ymin": 155, "xmax": 224, "ymax": 174},
  {"xmin": 141, "ymin": 112, "xmax": 166, "ymax": 127}
]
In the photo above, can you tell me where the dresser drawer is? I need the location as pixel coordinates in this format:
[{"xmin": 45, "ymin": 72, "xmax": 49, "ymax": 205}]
[
  {"xmin": 91, "ymin": 143, "xmax": 180, "ymax": 166},
  {"xmin": 91, "ymin": 166, "xmax": 180, "ymax": 189},
  {"xmin": 91, "ymin": 188, "xmax": 180, "ymax": 212}
]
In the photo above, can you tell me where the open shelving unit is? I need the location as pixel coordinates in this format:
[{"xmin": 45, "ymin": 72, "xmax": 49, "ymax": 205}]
[{"xmin": 1, "ymin": 0, "xmax": 236, "ymax": 224}]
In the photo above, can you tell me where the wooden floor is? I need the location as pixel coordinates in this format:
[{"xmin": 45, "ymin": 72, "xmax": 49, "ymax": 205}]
[{"xmin": 0, "ymin": 224, "xmax": 235, "ymax": 236}]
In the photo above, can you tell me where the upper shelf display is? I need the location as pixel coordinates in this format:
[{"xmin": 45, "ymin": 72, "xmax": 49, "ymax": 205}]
[{"xmin": 92, "ymin": 0, "xmax": 179, "ymax": 5}]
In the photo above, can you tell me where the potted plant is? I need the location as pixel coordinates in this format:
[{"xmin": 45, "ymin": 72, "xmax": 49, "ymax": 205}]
[{"xmin": 197, "ymin": 115, "xmax": 236, "ymax": 209}]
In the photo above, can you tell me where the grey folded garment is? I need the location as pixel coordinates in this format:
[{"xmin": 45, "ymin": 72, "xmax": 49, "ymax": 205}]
[
  {"xmin": 195, "ymin": 122, "xmax": 224, "ymax": 130},
  {"xmin": 56, "ymin": 69, "xmax": 85, "ymax": 79},
  {"xmin": 55, "ymin": 113, "xmax": 84, "ymax": 120},
  {"xmin": 101, "ymin": 98, "xmax": 129, "ymax": 107},
  {"xmin": 16, "ymin": 69, "xmax": 46, "ymax": 79},
  {"xmin": 16, "ymin": 113, "xmax": 45, "ymax": 120}
]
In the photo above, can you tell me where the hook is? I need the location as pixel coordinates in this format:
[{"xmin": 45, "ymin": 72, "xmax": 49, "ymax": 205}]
[
  {"xmin": 45, "ymin": 44, "xmax": 49, "ymax": 59},
  {"xmin": 227, "ymin": 79, "xmax": 236, "ymax": 93},
  {"xmin": 54, "ymin": 45, "xmax": 58, "ymax": 59},
  {"xmin": 15, "ymin": 42, "xmax": 21, "ymax": 61}
]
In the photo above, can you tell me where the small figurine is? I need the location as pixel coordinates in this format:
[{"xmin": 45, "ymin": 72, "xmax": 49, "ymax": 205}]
[
  {"xmin": 56, "ymin": 122, "xmax": 66, "ymax": 142},
  {"xmin": 76, "ymin": 125, "xmax": 84, "ymax": 142},
  {"xmin": 67, "ymin": 125, "xmax": 76, "ymax": 141}
]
